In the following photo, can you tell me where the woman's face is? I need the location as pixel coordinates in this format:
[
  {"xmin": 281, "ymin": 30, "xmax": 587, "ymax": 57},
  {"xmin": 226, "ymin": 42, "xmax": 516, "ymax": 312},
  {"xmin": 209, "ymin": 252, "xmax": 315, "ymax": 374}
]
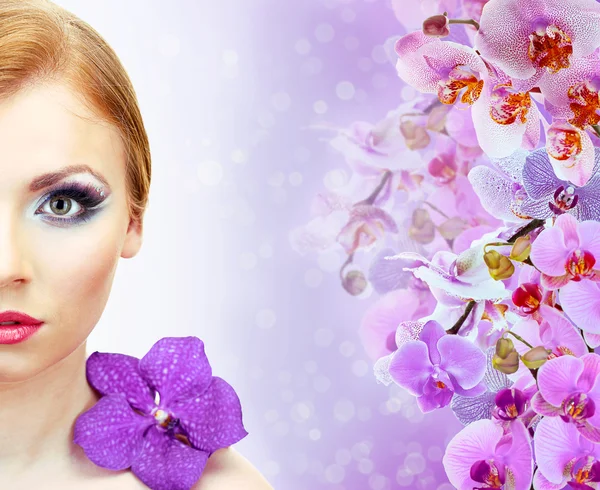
[{"xmin": 0, "ymin": 82, "xmax": 143, "ymax": 382}]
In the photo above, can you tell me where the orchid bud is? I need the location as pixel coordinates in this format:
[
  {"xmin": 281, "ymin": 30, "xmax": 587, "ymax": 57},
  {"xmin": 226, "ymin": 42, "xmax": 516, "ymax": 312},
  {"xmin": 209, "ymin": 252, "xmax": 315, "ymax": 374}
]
[
  {"xmin": 495, "ymin": 337, "xmax": 515, "ymax": 358},
  {"xmin": 510, "ymin": 236, "xmax": 532, "ymax": 262},
  {"xmin": 400, "ymin": 120, "xmax": 430, "ymax": 150},
  {"xmin": 409, "ymin": 208, "xmax": 436, "ymax": 244},
  {"xmin": 342, "ymin": 270, "xmax": 367, "ymax": 296},
  {"xmin": 422, "ymin": 14, "xmax": 450, "ymax": 37},
  {"xmin": 521, "ymin": 346, "xmax": 552, "ymax": 369},
  {"xmin": 483, "ymin": 250, "xmax": 515, "ymax": 280},
  {"xmin": 493, "ymin": 338, "xmax": 519, "ymax": 374}
]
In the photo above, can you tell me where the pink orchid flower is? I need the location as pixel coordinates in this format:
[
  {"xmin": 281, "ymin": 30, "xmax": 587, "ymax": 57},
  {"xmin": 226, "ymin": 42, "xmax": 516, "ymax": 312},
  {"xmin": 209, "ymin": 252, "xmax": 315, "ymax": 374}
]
[
  {"xmin": 358, "ymin": 288, "xmax": 434, "ymax": 360},
  {"xmin": 531, "ymin": 354, "xmax": 600, "ymax": 443},
  {"xmin": 474, "ymin": 0, "xmax": 600, "ymax": 84},
  {"xmin": 443, "ymin": 418, "xmax": 533, "ymax": 490},
  {"xmin": 394, "ymin": 31, "xmax": 487, "ymax": 108},
  {"xmin": 534, "ymin": 416, "xmax": 600, "ymax": 490},
  {"xmin": 530, "ymin": 212, "xmax": 600, "ymax": 290},
  {"xmin": 510, "ymin": 305, "xmax": 588, "ymax": 359},
  {"xmin": 336, "ymin": 204, "xmax": 398, "ymax": 255}
]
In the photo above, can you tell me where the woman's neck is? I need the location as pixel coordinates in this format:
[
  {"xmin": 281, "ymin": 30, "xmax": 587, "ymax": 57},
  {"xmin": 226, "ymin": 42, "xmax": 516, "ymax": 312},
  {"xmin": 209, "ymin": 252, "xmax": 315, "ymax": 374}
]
[{"xmin": 0, "ymin": 341, "xmax": 100, "ymax": 479}]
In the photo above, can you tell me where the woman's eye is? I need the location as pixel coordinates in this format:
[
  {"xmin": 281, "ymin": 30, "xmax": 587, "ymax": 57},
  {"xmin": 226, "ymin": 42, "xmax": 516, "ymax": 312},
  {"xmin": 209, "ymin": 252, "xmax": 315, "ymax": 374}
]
[
  {"xmin": 43, "ymin": 196, "xmax": 83, "ymax": 217},
  {"xmin": 34, "ymin": 183, "xmax": 107, "ymax": 225}
]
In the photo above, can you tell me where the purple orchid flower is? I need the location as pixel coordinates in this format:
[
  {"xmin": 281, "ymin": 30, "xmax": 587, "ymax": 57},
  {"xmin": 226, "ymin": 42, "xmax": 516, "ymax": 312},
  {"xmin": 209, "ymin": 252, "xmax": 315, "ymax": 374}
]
[
  {"xmin": 388, "ymin": 320, "xmax": 487, "ymax": 413},
  {"xmin": 73, "ymin": 337, "xmax": 248, "ymax": 490},
  {"xmin": 443, "ymin": 418, "xmax": 533, "ymax": 490},
  {"xmin": 520, "ymin": 147, "xmax": 600, "ymax": 221},
  {"xmin": 534, "ymin": 415, "xmax": 600, "ymax": 489},
  {"xmin": 531, "ymin": 354, "xmax": 600, "ymax": 443}
]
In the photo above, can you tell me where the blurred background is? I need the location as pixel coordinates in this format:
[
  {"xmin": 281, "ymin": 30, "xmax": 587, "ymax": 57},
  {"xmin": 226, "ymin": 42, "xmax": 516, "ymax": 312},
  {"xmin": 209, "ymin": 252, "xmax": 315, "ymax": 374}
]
[{"xmin": 56, "ymin": 0, "xmax": 462, "ymax": 488}]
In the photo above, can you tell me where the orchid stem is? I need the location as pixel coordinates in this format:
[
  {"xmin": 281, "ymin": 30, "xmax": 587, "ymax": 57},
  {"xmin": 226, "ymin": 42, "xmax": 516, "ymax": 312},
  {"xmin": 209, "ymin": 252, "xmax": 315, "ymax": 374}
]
[
  {"xmin": 423, "ymin": 201, "xmax": 450, "ymax": 219},
  {"xmin": 508, "ymin": 219, "xmax": 545, "ymax": 243},
  {"xmin": 506, "ymin": 330, "xmax": 533, "ymax": 349},
  {"xmin": 339, "ymin": 252, "xmax": 355, "ymax": 283},
  {"xmin": 355, "ymin": 170, "xmax": 393, "ymax": 206},
  {"xmin": 446, "ymin": 300, "xmax": 476, "ymax": 335},
  {"xmin": 448, "ymin": 18, "xmax": 480, "ymax": 30}
]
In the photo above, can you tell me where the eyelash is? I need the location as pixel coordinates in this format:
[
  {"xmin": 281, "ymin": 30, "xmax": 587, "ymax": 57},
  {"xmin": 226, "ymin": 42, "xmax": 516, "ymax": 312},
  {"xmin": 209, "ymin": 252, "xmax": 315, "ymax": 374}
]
[{"xmin": 35, "ymin": 182, "xmax": 107, "ymax": 226}]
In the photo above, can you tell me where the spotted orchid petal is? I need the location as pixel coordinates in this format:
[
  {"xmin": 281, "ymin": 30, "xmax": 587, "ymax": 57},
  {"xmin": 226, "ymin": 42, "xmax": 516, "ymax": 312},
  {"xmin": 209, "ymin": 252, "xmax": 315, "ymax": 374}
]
[
  {"xmin": 170, "ymin": 377, "xmax": 248, "ymax": 453},
  {"xmin": 394, "ymin": 31, "xmax": 486, "ymax": 106},
  {"xmin": 130, "ymin": 425, "xmax": 209, "ymax": 490},
  {"xmin": 139, "ymin": 337, "xmax": 213, "ymax": 407},
  {"xmin": 85, "ymin": 352, "xmax": 156, "ymax": 414},
  {"xmin": 474, "ymin": 0, "xmax": 600, "ymax": 81},
  {"xmin": 471, "ymin": 75, "xmax": 540, "ymax": 159},
  {"xmin": 546, "ymin": 121, "xmax": 595, "ymax": 186}
]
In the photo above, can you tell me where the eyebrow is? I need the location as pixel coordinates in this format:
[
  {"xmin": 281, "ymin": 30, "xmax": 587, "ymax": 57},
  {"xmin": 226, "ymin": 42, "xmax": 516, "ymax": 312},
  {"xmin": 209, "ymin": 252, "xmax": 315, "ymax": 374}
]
[{"xmin": 28, "ymin": 164, "xmax": 110, "ymax": 192}]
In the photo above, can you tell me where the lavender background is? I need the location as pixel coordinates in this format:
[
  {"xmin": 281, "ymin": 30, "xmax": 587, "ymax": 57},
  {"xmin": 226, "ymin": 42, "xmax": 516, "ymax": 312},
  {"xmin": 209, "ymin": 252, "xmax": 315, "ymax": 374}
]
[{"xmin": 56, "ymin": 0, "xmax": 463, "ymax": 488}]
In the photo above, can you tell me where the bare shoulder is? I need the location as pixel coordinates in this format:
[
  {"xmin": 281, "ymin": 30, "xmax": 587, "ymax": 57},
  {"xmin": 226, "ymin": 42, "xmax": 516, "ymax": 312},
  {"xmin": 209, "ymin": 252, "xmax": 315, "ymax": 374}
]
[{"xmin": 192, "ymin": 447, "xmax": 274, "ymax": 490}]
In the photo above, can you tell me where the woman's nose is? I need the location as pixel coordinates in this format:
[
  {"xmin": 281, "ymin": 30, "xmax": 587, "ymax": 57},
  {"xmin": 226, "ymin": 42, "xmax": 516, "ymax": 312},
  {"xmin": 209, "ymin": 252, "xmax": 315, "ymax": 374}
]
[{"xmin": 0, "ymin": 214, "xmax": 28, "ymax": 288}]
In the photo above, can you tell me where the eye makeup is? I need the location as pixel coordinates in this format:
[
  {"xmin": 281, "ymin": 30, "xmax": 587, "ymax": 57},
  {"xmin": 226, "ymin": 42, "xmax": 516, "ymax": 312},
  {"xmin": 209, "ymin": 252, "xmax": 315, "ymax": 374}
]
[{"xmin": 34, "ymin": 181, "xmax": 109, "ymax": 226}]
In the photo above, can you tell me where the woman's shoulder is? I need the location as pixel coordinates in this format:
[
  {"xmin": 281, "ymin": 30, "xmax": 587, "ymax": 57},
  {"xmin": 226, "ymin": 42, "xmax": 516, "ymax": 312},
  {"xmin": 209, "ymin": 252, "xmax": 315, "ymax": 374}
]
[{"xmin": 191, "ymin": 447, "xmax": 274, "ymax": 490}]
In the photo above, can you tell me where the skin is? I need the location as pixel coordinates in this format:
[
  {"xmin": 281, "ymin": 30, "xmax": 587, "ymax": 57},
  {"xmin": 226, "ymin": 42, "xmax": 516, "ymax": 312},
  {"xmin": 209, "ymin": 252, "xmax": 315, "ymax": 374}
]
[{"xmin": 0, "ymin": 82, "xmax": 271, "ymax": 489}]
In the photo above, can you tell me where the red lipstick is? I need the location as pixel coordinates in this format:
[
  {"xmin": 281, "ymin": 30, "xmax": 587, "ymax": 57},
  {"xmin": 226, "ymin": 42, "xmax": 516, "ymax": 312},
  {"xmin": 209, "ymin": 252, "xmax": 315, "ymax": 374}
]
[{"xmin": 0, "ymin": 311, "xmax": 44, "ymax": 344}]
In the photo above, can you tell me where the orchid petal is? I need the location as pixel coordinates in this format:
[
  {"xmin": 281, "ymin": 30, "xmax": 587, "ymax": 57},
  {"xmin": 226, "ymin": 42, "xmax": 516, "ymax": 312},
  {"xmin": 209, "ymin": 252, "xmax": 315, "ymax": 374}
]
[
  {"xmin": 443, "ymin": 419, "xmax": 504, "ymax": 490},
  {"xmin": 534, "ymin": 416, "xmax": 584, "ymax": 485},
  {"xmin": 538, "ymin": 356, "xmax": 583, "ymax": 406},
  {"xmin": 139, "ymin": 337, "xmax": 213, "ymax": 407},
  {"xmin": 73, "ymin": 394, "xmax": 152, "ymax": 471},
  {"xmin": 130, "ymin": 425, "xmax": 209, "ymax": 490},
  {"xmin": 560, "ymin": 280, "xmax": 600, "ymax": 334},
  {"xmin": 171, "ymin": 377, "xmax": 248, "ymax": 453},
  {"xmin": 438, "ymin": 335, "xmax": 486, "ymax": 390},
  {"xmin": 389, "ymin": 341, "xmax": 433, "ymax": 396},
  {"xmin": 85, "ymin": 352, "xmax": 156, "ymax": 414},
  {"xmin": 530, "ymin": 226, "xmax": 571, "ymax": 277}
]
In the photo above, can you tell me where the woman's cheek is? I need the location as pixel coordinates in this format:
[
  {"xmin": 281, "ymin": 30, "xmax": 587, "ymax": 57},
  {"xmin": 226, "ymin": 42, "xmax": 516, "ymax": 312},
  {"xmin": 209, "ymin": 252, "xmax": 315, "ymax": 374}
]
[{"xmin": 35, "ymin": 221, "xmax": 122, "ymax": 339}]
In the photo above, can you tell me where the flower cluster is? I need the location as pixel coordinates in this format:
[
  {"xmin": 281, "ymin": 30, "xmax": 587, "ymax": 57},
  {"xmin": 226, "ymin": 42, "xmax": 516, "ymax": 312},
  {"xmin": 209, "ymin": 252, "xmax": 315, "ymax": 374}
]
[{"xmin": 291, "ymin": 0, "xmax": 600, "ymax": 488}]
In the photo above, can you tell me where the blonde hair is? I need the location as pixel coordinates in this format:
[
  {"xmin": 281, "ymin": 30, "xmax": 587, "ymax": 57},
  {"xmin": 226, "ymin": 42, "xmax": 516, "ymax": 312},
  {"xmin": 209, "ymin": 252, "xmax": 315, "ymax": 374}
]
[{"xmin": 0, "ymin": 0, "xmax": 151, "ymax": 223}]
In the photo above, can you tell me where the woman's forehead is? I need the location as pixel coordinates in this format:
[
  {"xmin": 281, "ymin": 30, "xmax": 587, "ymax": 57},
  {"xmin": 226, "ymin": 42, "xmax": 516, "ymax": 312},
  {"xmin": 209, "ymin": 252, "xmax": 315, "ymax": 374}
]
[{"xmin": 0, "ymin": 82, "xmax": 124, "ymax": 191}]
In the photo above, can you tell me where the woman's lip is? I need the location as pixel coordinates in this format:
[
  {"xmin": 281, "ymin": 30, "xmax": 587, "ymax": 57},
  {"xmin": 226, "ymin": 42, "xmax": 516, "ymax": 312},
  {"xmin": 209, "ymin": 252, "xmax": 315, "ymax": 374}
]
[
  {"xmin": 0, "ymin": 310, "xmax": 43, "ymax": 324},
  {"xmin": 0, "ymin": 324, "xmax": 43, "ymax": 344}
]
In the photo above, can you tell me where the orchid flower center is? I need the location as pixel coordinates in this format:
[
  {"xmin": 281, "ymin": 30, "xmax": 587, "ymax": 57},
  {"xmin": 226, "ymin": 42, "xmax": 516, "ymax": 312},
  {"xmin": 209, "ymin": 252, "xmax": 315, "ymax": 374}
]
[
  {"xmin": 431, "ymin": 365, "xmax": 449, "ymax": 390},
  {"xmin": 511, "ymin": 283, "xmax": 542, "ymax": 314},
  {"xmin": 570, "ymin": 457, "xmax": 600, "ymax": 486},
  {"xmin": 494, "ymin": 388, "xmax": 526, "ymax": 421},
  {"xmin": 489, "ymin": 83, "xmax": 531, "ymax": 125},
  {"xmin": 151, "ymin": 407, "xmax": 179, "ymax": 431},
  {"xmin": 528, "ymin": 23, "xmax": 573, "ymax": 73},
  {"xmin": 566, "ymin": 249, "xmax": 596, "ymax": 279},
  {"xmin": 470, "ymin": 459, "xmax": 506, "ymax": 489},
  {"xmin": 428, "ymin": 154, "xmax": 457, "ymax": 184},
  {"xmin": 549, "ymin": 186, "xmax": 579, "ymax": 215},
  {"xmin": 568, "ymin": 80, "xmax": 600, "ymax": 130},
  {"xmin": 548, "ymin": 345, "xmax": 576, "ymax": 359},
  {"xmin": 561, "ymin": 392, "xmax": 596, "ymax": 422},
  {"xmin": 547, "ymin": 125, "xmax": 583, "ymax": 163},
  {"xmin": 437, "ymin": 65, "xmax": 484, "ymax": 105}
]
